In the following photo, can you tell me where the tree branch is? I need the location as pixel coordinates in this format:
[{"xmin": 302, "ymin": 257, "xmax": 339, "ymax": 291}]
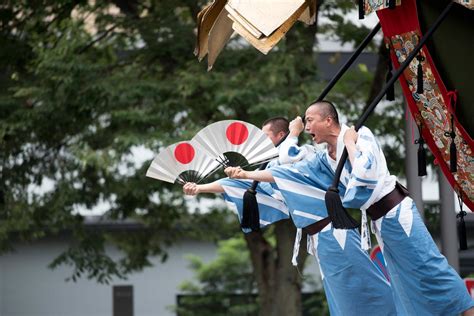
[{"xmin": 76, "ymin": 24, "xmax": 118, "ymax": 54}]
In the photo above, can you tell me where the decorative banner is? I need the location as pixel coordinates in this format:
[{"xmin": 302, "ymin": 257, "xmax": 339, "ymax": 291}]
[
  {"xmin": 363, "ymin": 0, "xmax": 402, "ymax": 16},
  {"xmin": 377, "ymin": 0, "xmax": 474, "ymax": 210}
]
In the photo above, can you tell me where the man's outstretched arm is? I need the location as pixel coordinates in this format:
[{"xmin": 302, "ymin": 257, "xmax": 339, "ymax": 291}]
[
  {"xmin": 224, "ymin": 167, "xmax": 275, "ymax": 183},
  {"xmin": 183, "ymin": 181, "xmax": 224, "ymax": 195}
]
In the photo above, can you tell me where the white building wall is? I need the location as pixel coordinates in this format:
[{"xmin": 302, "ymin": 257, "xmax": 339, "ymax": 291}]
[
  {"xmin": 0, "ymin": 238, "xmax": 218, "ymax": 316},
  {"xmin": 0, "ymin": 237, "xmax": 322, "ymax": 316},
  {"xmin": 0, "ymin": 251, "xmax": 3, "ymax": 314}
]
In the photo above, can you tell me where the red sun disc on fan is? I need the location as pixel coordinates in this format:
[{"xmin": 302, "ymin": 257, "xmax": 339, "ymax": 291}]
[
  {"xmin": 174, "ymin": 143, "xmax": 195, "ymax": 164},
  {"xmin": 226, "ymin": 122, "xmax": 249, "ymax": 145}
]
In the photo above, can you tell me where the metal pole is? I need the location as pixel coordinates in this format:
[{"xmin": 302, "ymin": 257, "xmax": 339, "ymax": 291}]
[
  {"xmin": 404, "ymin": 104, "xmax": 424, "ymax": 219},
  {"xmin": 328, "ymin": 1, "xmax": 454, "ymax": 228},
  {"xmin": 315, "ymin": 23, "xmax": 381, "ymax": 102},
  {"xmin": 250, "ymin": 23, "xmax": 382, "ymax": 181},
  {"xmin": 438, "ymin": 167, "xmax": 460, "ymax": 272},
  {"xmin": 241, "ymin": 22, "xmax": 383, "ymax": 231},
  {"xmin": 330, "ymin": 1, "xmax": 454, "ymax": 189}
]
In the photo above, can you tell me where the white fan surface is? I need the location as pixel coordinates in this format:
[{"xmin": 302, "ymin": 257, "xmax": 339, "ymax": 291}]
[
  {"xmin": 146, "ymin": 140, "xmax": 220, "ymax": 184},
  {"xmin": 192, "ymin": 120, "xmax": 278, "ymax": 166}
]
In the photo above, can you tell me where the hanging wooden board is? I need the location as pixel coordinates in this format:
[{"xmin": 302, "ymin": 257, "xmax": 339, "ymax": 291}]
[
  {"xmin": 196, "ymin": 0, "xmax": 227, "ymax": 61},
  {"xmin": 208, "ymin": 8, "xmax": 235, "ymax": 71},
  {"xmin": 225, "ymin": 4, "xmax": 263, "ymax": 39},
  {"xmin": 231, "ymin": 1, "xmax": 308, "ymax": 55},
  {"xmin": 227, "ymin": 0, "xmax": 305, "ymax": 37}
]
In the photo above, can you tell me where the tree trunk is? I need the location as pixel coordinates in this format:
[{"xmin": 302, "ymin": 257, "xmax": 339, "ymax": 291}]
[
  {"xmin": 274, "ymin": 221, "xmax": 306, "ymax": 316},
  {"xmin": 243, "ymin": 2, "xmax": 320, "ymax": 314},
  {"xmin": 244, "ymin": 220, "xmax": 307, "ymax": 316},
  {"xmin": 244, "ymin": 230, "xmax": 276, "ymax": 316}
]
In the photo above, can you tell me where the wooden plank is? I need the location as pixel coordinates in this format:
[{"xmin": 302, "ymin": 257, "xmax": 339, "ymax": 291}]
[
  {"xmin": 225, "ymin": 4, "xmax": 263, "ymax": 38},
  {"xmin": 208, "ymin": 8, "xmax": 235, "ymax": 70},
  {"xmin": 231, "ymin": 1, "xmax": 308, "ymax": 54},
  {"xmin": 197, "ymin": 0, "xmax": 227, "ymax": 61},
  {"xmin": 228, "ymin": 0, "xmax": 305, "ymax": 37},
  {"xmin": 298, "ymin": 0, "xmax": 317, "ymax": 25},
  {"xmin": 194, "ymin": 3, "xmax": 212, "ymax": 56}
]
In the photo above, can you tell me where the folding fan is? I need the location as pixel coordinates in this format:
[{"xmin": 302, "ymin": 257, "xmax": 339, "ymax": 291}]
[
  {"xmin": 146, "ymin": 140, "xmax": 221, "ymax": 184},
  {"xmin": 191, "ymin": 120, "xmax": 279, "ymax": 168}
]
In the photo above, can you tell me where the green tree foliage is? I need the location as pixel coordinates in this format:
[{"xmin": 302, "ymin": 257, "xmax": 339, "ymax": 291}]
[
  {"xmin": 180, "ymin": 237, "xmax": 255, "ymax": 294},
  {"xmin": 0, "ymin": 0, "xmax": 405, "ymax": 286},
  {"xmin": 0, "ymin": 0, "xmax": 316, "ymax": 282},
  {"xmin": 175, "ymin": 236, "xmax": 329, "ymax": 316}
]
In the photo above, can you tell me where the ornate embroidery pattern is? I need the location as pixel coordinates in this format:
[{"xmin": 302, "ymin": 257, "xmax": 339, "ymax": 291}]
[
  {"xmin": 364, "ymin": 0, "xmax": 402, "ymax": 15},
  {"xmin": 388, "ymin": 31, "xmax": 474, "ymax": 203}
]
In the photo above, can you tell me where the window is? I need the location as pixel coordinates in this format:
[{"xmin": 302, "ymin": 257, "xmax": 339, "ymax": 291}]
[{"xmin": 113, "ymin": 285, "xmax": 133, "ymax": 316}]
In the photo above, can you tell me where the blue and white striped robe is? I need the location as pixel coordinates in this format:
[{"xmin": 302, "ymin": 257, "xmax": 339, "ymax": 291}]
[
  {"xmin": 339, "ymin": 125, "xmax": 474, "ymax": 315},
  {"xmin": 217, "ymin": 138, "xmax": 318, "ymax": 232},
  {"xmin": 217, "ymin": 177, "xmax": 289, "ymax": 232},
  {"xmin": 269, "ymin": 132, "xmax": 397, "ymax": 316}
]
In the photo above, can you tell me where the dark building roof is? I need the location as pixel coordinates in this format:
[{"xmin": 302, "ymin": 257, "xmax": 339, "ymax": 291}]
[{"xmin": 315, "ymin": 51, "xmax": 379, "ymax": 81}]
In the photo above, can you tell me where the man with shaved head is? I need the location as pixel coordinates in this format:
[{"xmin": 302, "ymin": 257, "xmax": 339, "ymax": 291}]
[
  {"xmin": 227, "ymin": 100, "xmax": 474, "ymax": 315},
  {"xmin": 185, "ymin": 114, "xmax": 398, "ymax": 315},
  {"xmin": 226, "ymin": 103, "xmax": 398, "ymax": 315},
  {"xmin": 303, "ymin": 101, "xmax": 341, "ymax": 160}
]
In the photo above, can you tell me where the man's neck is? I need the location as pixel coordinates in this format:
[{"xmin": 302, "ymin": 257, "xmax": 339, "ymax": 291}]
[{"xmin": 326, "ymin": 125, "xmax": 341, "ymax": 161}]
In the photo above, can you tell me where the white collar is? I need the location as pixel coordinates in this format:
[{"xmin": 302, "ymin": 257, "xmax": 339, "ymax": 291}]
[
  {"xmin": 326, "ymin": 124, "xmax": 349, "ymax": 163},
  {"xmin": 336, "ymin": 124, "xmax": 349, "ymax": 164},
  {"xmin": 325, "ymin": 124, "xmax": 349, "ymax": 170}
]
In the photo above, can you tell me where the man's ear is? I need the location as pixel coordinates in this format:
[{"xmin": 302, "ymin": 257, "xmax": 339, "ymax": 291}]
[
  {"xmin": 326, "ymin": 116, "xmax": 333, "ymax": 126},
  {"xmin": 278, "ymin": 131, "xmax": 286, "ymax": 139}
]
